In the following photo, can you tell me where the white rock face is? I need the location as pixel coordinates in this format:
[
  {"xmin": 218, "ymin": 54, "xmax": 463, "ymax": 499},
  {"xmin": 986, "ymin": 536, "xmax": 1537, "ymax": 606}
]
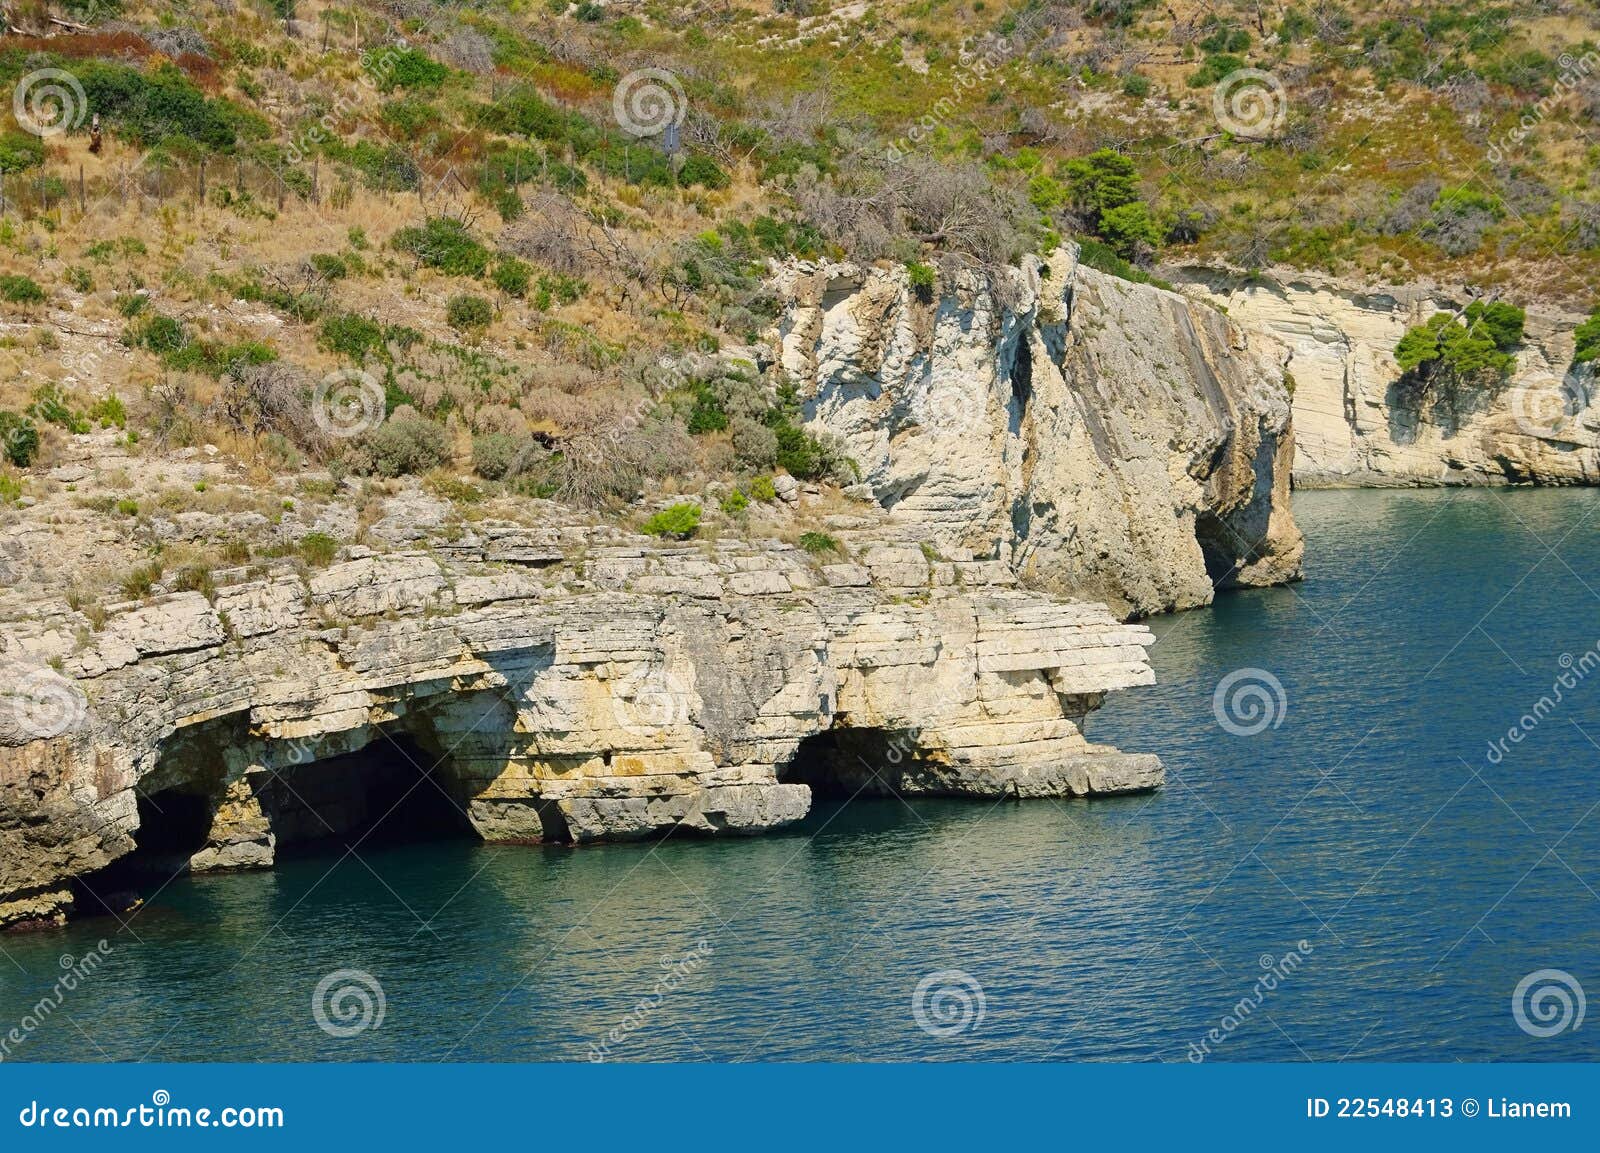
[
  {"xmin": 1167, "ymin": 266, "xmax": 1600, "ymax": 486},
  {"xmin": 0, "ymin": 527, "xmax": 1159, "ymax": 928},
  {"xmin": 769, "ymin": 246, "xmax": 1304, "ymax": 617}
]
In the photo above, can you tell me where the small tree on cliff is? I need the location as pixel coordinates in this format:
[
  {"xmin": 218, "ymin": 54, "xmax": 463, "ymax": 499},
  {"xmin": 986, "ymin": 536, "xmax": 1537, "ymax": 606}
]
[{"xmin": 1394, "ymin": 301, "xmax": 1524, "ymax": 414}]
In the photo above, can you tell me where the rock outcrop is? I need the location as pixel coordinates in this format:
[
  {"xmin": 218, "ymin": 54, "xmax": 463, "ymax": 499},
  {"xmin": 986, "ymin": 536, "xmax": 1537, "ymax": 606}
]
[
  {"xmin": 1167, "ymin": 266, "xmax": 1600, "ymax": 486},
  {"xmin": 770, "ymin": 245, "xmax": 1304, "ymax": 618},
  {"xmin": 0, "ymin": 524, "xmax": 1158, "ymax": 929}
]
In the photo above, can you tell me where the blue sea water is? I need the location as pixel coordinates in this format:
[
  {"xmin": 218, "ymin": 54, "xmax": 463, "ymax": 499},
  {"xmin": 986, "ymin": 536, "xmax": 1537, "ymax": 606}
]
[{"xmin": 2, "ymin": 488, "xmax": 1597, "ymax": 1062}]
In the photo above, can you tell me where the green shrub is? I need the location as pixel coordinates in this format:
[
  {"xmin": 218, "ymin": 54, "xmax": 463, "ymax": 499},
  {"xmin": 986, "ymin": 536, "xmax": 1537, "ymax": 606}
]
[
  {"xmin": 0, "ymin": 130, "xmax": 46, "ymax": 173},
  {"xmin": 798, "ymin": 531, "xmax": 841, "ymax": 555},
  {"xmin": 678, "ymin": 155, "xmax": 730, "ymax": 188},
  {"xmin": 1099, "ymin": 202, "xmax": 1164, "ymax": 260},
  {"xmin": 1063, "ymin": 149, "xmax": 1142, "ymax": 220},
  {"xmin": 115, "ymin": 497, "xmax": 138, "ymax": 516},
  {"xmin": 1574, "ymin": 310, "xmax": 1600, "ymax": 365},
  {"xmin": 472, "ymin": 431, "xmax": 525, "ymax": 480},
  {"xmin": 686, "ymin": 383, "xmax": 729, "ymax": 434},
  {"xmin": 354, "ymin": 412, "xmax": 451, "ymax": 477},
  {"xmin": 309, "ymin": 253, "xmax": 349, "ymax": 280},
  {"xmin": 641, "ymin": 502, "xmax": 702, "ymax": 539},
  {"xmin": 533, "ymin": 273, "xmax": 585, "ymax": 310},
  {"xmin": 298, "ymin": 532, "xmax": 340, "ymax": 567},
  {"xmin": 748, "ymin": 475, "xmax": 777, "ymax": 502},
  {"xmin": 391, "ymin": 217, "xmax": 490, "ymax": 277},
  {"xmin": 132, "ymin": 314, "xmax": 188, "ymax": 355},
  {"xmin": 445, "ymin": 293, "xmax": 494, "ymax": 332},
  {"xmin": 119, "ymin": 560, "xmax": 163, "ymax": 598},
  {"xmin": 0, "ymin": 473, "xmax": 20, "ymax": 505},
  {"xmin": 491, "ymin": 258, "xmax": 532, "ymax": 298},
  {"xmin": 77, "ymin": 62, "xmax": 249, "ymax": 150},
  {"xmin": 174, "ymin": 564, "xmax": 216, "ymax": 598},
  {"xmin": 1121, "ymin": 73, "xmax": 1152, "ymax": 98},
  {"xmin": 720, "ymin": 488, "xmax": 749, "ymax": 515},
  {"xmin": 0, "ymin": 411, "xmax": 39, "ymax": 467},
  {"xmin": 1394, "ymin": 302, "xmax": 1524, "ymax": 395},
  {"xmin": 906, "ymin": 262, "xmax": 936, "ymax": 303},
  {"xmin": 0, "ymin": 274, "xmax": 45, "ymax": 304},
  {"xmin": 1188, "ymin": 54, "xmax": 1247, "ymax": 88},
  {"xmin": 29, "ymin": 385, "xmax": 89, "ymax": 433},
  {"xmin": 88, "ymin": 394, "xmax": 127, "ymax": 429},
  {"xmin": 319, "ymin": 312, "xmax": 386, "ymax": 362},
  {"xmin": 375, "ymin": 48, "xmax": 450, "ymax": 93}
]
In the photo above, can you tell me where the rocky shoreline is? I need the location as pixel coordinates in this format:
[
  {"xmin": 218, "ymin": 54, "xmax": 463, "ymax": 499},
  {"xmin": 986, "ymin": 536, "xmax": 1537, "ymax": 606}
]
[
  {"xmin": 0, "ymin": 523, "xmax": 1161, "ymax": 929},
  {"xmin": 0, "ymin": 245, "xmax": 1361, "ymax": 930}
]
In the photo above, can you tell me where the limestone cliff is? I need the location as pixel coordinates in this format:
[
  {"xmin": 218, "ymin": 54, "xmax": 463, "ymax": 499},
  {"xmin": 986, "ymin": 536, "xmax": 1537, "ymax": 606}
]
[
  {"xmin": 769, "ymin": 245, "xmax": 1304, "ymax": 619},
  {"xmin": 0, "ymin": 517, "xmax": 1158, "ymax": 929},
  {"xmin": 1167, "ymin": 266, "xmax": 1600, "ymax": 487}
]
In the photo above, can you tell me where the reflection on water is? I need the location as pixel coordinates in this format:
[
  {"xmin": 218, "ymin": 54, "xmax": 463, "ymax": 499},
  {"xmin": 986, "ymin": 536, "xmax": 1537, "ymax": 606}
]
[{"xmin": 3, "ymin": 489, "xmax": 1599, "ymax": 1061}]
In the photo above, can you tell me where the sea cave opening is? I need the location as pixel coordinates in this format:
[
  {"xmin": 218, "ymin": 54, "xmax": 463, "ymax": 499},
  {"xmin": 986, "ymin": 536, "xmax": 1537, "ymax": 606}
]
[
  {"xmin": 781, "ymin": 727, "xmax": 920, "ymax": 799},
  {"xmin": 260, "ymin": 733, "xmax": 475, "ymax": 858},
  {"xmin": 70, "ymin": 785, "xmax": 216, "ymax": 916}
]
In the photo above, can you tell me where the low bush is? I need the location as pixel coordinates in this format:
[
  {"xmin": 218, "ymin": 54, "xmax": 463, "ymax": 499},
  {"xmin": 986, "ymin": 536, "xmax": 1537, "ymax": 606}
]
[
  {"xmin": 0, "ymin": 411, "xmax": 39, "ymax": 467},
  {"xmin": 446, "ymin": 293, "xmax": 494, "ymax": 332},
  {"xmin": 798, "ymin": 531, "xmax": 841, "ymax": 555},
  {"xmin": 298, "ymin": 532, "xmax": 340, "ymax": 567},
  {"xmin": 349, "ymin": 410, "xmax": 451, "ymax": 477},
  {"xmin": 0, "ymin": 274, "xmax": 45, "ymax": 304},
  {"xmin": 391, "ymin": 217, "xmax": 491, "ymax": 277},
  {"xmin": 471, "ymin": 431, "xmax": 524, "ymax": 480},
  {"xmin": 641, "ymin": 502, "xmax": 702, "ymax": 539}
]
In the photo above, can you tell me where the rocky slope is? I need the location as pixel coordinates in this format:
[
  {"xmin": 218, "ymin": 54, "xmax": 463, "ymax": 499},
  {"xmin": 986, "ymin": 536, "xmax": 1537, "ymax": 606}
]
[
  {"xmin": 0, "ymin": 498, "xmax": 1159, "ymax": 929},
  {"xmin": 771, "ymin": 245, "xmax": 1305, "ymax": 618},
  {"xmin": 1168, "ymin": 267, "xmax": 1600, "ymax": 487}
]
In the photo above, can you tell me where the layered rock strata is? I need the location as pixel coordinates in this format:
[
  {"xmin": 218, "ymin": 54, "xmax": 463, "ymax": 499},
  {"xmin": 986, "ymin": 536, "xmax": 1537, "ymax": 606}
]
[
  {"xmin": 1167, "ymin": 265, "xmax": 1600, "ymax": 486},
  {"xmin": 770, "ymin": 245, "xmax": 1305, "ymax": 618},
  {"xmin": 0, "ymin": 527, "xmax": 1157, "ymax": 928}
]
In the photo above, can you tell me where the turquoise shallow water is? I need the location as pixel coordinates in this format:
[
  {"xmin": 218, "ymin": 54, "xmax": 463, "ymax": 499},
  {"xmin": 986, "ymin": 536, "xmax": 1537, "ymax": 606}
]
[{"xmin": 2, "ymin": 488, "xmax": 1599, "ymax": 1062}]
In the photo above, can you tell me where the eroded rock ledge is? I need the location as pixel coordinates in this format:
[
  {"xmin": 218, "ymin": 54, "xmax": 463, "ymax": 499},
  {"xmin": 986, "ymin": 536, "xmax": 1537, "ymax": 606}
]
[{"xmin": 0, "ymin": 529, "xmax": 1158, "ymax": 928}]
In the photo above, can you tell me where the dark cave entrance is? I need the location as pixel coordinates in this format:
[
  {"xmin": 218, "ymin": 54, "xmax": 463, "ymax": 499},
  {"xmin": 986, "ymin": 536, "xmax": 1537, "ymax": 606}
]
[
  {"xmin": 1195, "ymin": 510, "xmax": 1250, "ymax": 587},
  {"xmin": 260, "ymin": 733, "xmax": 475, "ymax": 857},
  {"xmin": 70, "ymin": 786, "xmax": 216, "ymax": 916},
  {"xmin": 780, "ymin": 727, "xmax": 921, "ymax": 799}
]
